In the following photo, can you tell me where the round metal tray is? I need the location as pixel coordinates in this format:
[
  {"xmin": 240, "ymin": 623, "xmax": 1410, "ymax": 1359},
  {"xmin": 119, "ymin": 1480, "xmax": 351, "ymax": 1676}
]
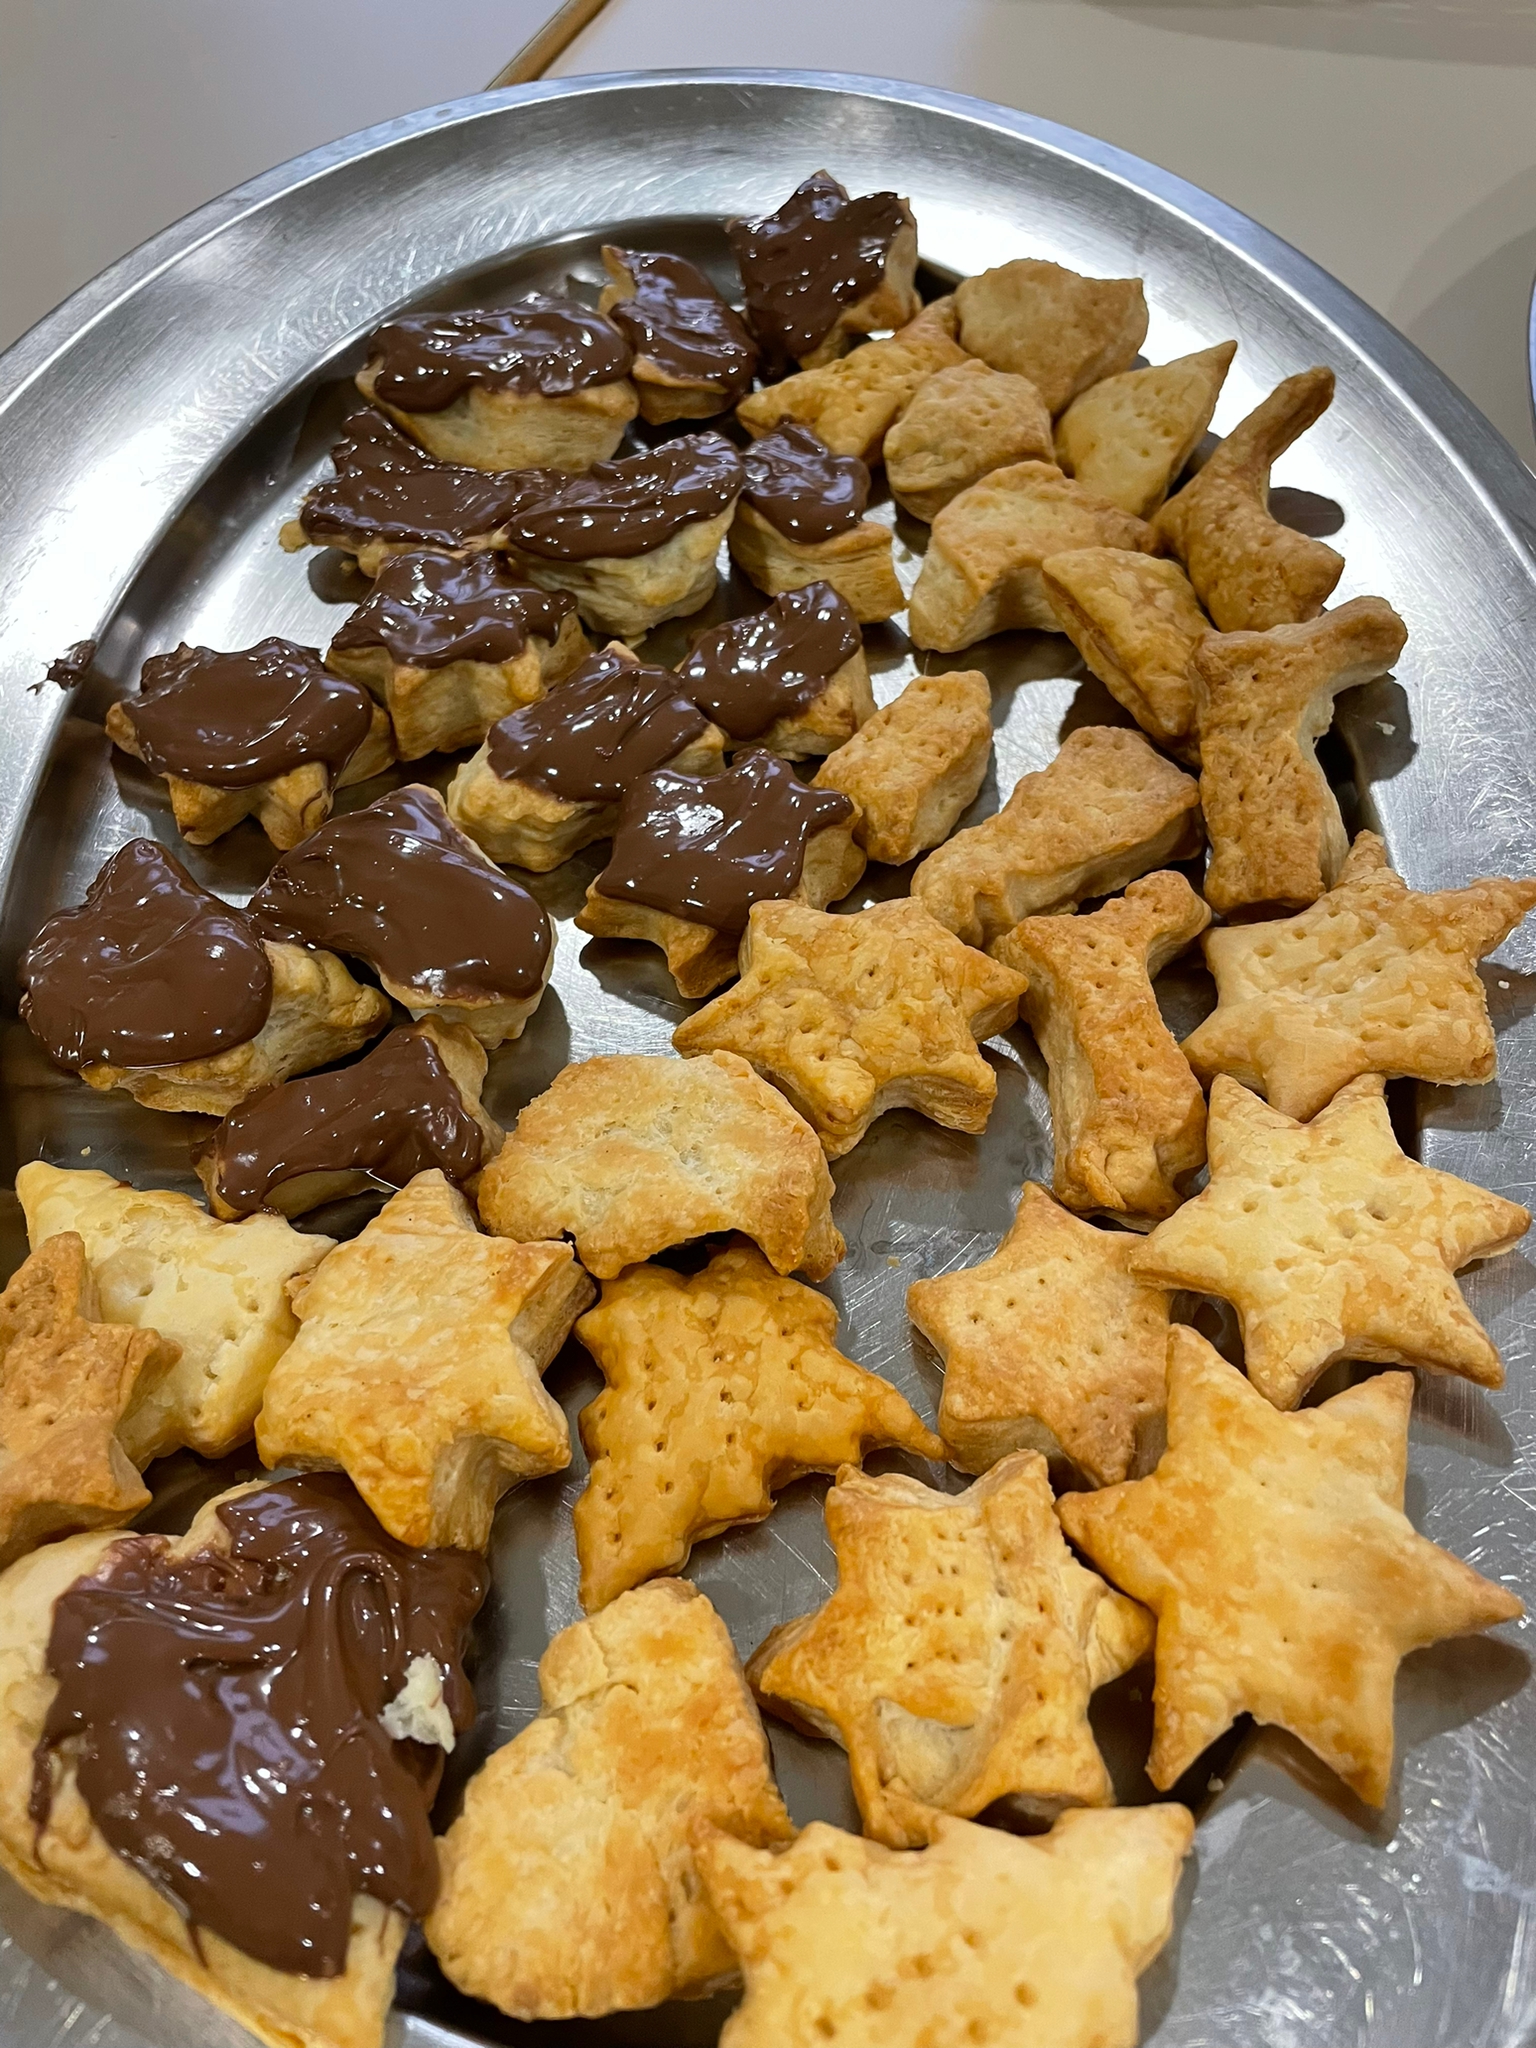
[{"xmin": 1, "ymin": 70, "xmax": 1534, "ymax": 2048}]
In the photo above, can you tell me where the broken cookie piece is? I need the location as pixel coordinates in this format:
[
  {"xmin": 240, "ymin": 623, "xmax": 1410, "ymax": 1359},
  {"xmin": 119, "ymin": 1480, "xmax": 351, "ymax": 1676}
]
[
  {"xmin": 1041, "ymin": 549, "xmax": 1209, "ymax": 761},
  {"xmin": 813, "ymin": 669, "xmax": 993, "ymax": 865},
  {"xmin": 729, "ymin": 422, "xmax": 903, "ymax": 623},
  {"xmin": 953, "ymin": 257, "xmax": 1149, "ymax": 414},
  {"xmin": 727, "ymin": 171, "xmax": 920, "ymax": 370},
  {"xmin": 736, "ymin": 296, "xmax": 967, "ymax": 463},
  {"xmin": 1054, "ymin": 341, "xmax": 1237, "ymax": 518},
  {"xmin": 677, "ymin": 583, "xmax": 872, "ymax": 761},
  {"xmin": 599, "ymin": 245, "xmax": 759, "ymax": 420},
  {"xmin": 884, "ymin": 357, "xmax": 1055, "ymax": 521}
]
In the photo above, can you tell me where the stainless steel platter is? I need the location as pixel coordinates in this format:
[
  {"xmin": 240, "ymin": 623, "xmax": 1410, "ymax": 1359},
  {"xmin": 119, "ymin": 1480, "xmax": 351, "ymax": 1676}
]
[{"xmin": 1, "ymin": 69, "xmax": 1534, "ymax": 2048}]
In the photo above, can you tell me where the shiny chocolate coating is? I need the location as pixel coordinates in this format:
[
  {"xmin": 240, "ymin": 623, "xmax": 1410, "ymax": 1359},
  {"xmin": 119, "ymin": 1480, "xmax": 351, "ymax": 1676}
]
[
  {"xmin": 726, "ymin": 171, "xmax": 910, "ymax": 365},
  {"xmin": 330, "ymin": 551, "xmax": 576, "ymax": 671},
  {"xmin": 19, "ymin": 839, "xmax": 273, "ymax": 1071},
  {"xmin": 200, "ymin": 1025, "xmax": 486, "ymax": 1216},
  {"xmin": 248, "ymin": 784, "xmax": 552, "ymax": 1003},
  {"xmin": 485, "ymin": 647, "xmax": 710, "ymax": 806},
  {"xmin": 367, "ymin": 295, "xmax": 632, "ymax": 413},
  {"xmin": 506, "ymin": 431, "xmax": 743, "ymax": 562},
  {"xmin": 43, "ymin": 639, "xmax": 96, "ymax": 691},
  {"xmin": 678, "ymin": 583, "xmax": 861, "ymax": 740},
  {"xmin": 603, "ymin": 249, "xmax": 758, "ymax": 406},
  {"xmin": 300, "ymin": 411, "xmax": 554, "ymax": 553},
  {"xmin": 593, "ymin": 747, "xmax": 853, "ymax": 934},
  {"xmin": 740, "ymin": 421, "xmax": 870, "ymax": 542},
  {"xmin": 33, "ymin": 1475, "xmax": 486, "ymax": 1978},
  {"xmin": 125, "ymin": 638, "xmax": 375, "ymax": 787}
]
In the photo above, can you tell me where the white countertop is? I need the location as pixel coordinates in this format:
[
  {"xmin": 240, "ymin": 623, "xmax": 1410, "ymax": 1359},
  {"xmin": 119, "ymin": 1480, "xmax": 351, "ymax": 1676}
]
[{"xmin": 3, "ymin": 0, "xmax": 1533, "ymax": 465}]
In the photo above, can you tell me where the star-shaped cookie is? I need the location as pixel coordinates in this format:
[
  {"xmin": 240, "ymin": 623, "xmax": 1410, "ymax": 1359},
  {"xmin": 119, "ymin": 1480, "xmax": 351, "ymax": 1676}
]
[
  {"xmin": 257, "ymin": 1169, "xmax": 593, "ymax": 1549},
  {"xmin": 696, "ymin": 1805, "xmax": 1194, "ymax": 2048},
  {"xmin": 671, "ymin": 898, "xmax": 1026, "ymax": 1158},
  {"xmin": 749, "ymin": 1453, "xmax": 1153, "ymax": 1846},
  {"xmin": 909, "ymin": 1182, "xmax": 1172, "ymax": 1485},
  {"xmin": 0, "ymin": 1235, "xmax": 178, "ymax": 1568},
  {"xmin": 1128, "ymin": 1073, "xmax": 1529, "ymax": 1410},
  {"xmin": 573, "ymin": 1241, "xmax": 944, "ymax": 1611},
  {"xmin": 1059, "ymin": 1327, "xmax": 1524, "ymax": 1803},
  {"xmin": 1182, "ymin": 830, "xmax": 1536, "ymax": 1119}
]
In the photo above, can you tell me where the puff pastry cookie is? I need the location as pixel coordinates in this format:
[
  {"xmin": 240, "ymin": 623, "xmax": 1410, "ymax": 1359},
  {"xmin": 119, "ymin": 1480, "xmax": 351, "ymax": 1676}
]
[
  {"xmin": 812, "ymin": 669, "xmax": 993, "ymax": 864},
  {"xmin": 728, "ymin": 423, "xmax": 904, "ymax": 623},
  {"xmin": 1041, "ymin": 549, "xmax": 1209, "ymax": 761},
  {"xmin": 727, "ymin": 171, "xmax": 921, "ymax": 370},
  {"xmin": 599, "ymin": 244, "xmax": 759, "ymax": 421},
  {"xmin": 677, "ymin": 583, "xmax": 873, "ymax": 759},
  {"xmin": 1054, "ymin": 341, "xmax": 1237, "ymax": 517},
  {"xmin": 736, "ymin": 297, "xmax": 966, "ymax": 461},
  {"xmin": 953, "ymin": 257, "xmax": 1149, "ymax": 414},
  {"xmin": 884, "ymin": 357, "xmax": 1055, "ymax": 520}
]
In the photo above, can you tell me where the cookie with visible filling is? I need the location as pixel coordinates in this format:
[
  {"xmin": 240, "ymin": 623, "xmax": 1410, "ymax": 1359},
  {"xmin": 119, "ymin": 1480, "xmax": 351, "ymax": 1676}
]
[
  {"xmin": 812, "ymin": 669, "xmax": 993, "ymax": 864},
  {"xmin": 727, "ymin": 171, "xmax": 920, "ymax": 370},
  {"xmin": 953, "ymin": 258, "xmax": 1148, "ymax": 414},
  {"xmin": 885, "ymin": 357, "xmax": 1055, "ymax": 521},
  {"xmin": 677, "ymin": 583, "xmax": 872, "ymax": 759},
  {"xmin": 599, "ymin": 246, "xmax": 759, "ymax": 421},
  {"xmin": 727, "ymin": 422, "xmax": 903, "ymax": 623}
]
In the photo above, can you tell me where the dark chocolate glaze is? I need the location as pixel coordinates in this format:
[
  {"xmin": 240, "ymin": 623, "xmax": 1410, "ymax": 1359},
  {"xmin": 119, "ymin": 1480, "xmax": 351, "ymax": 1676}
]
[
  {"xmin": 124, "ymin": 638, "xmax": 374, "ymax": 787},
  {"xmin": 367, "ymin": 295, "xmax": 632, "ymax": 413},
  {"xmin": 32, "ymin": 1475, "xmax": 486, "ymax": 1979},
  {"xmin": 485, "ymin": 648, "xmax": 710, "ymax": 806},
  {"xmin": 330, "ymin": 551, "xmax": 576, "ymax": 671},
  {"xmin": 678, "ymin": 583, "xmax": 861, "ymax": 740},
  {"xmin": 249, "ymin": 784, "xmax": 552, "ymax": 1003},
  {"xmin": 506, "ymin": 432, "xmax": 743, "ymax": 562},
  {"xmin": 740, "ymin": 422, "xmax": 870, "ymax": 543},
  {"xmin": 200, "ymin": 1026, "xmax": 486, "ymax": 1216},
  {"xmin": 19, "ymin": 840, "xmax": 273, "ymax": 1071},
  {"xmin": 42, "ymin": 640, "xmax": 96, "ymax": 691},
  {"xmin": 593, "ymin": 748, "xmax": 853, "ymax": 934},
  {"xmin": 603, "ymin": 249, "xmax": 758, "ymax": 405},
  {"xmin": 300, "ymin": 411, "xmax": 554, "ymax": 553},
  {"xmin": 726, "ymin": 171, "xmax": 910, "ymax": 366}
]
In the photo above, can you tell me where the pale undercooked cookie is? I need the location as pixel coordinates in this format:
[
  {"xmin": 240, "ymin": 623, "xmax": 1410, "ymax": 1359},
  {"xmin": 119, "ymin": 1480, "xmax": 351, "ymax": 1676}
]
[
  {"xmin": 750, "ymin": 1454, "xmax": 1152, "ymax": 1846},
  {"xmin": 599, "ymin": 244, "xmax": 759, "ymax": 420},
  {"xmin": 677, "ymin": 582, "xmax": 873, "ymax": 759},
  {"xmin": 476, "ymin": 1051, "xmax": 844, "ymax": 1280},
  {"xmin": 1182, "ymin": 831, "xmax": 1536, "ymax": 1117},
  {"xmin": 1128, "ymin": 1073, "xmax": 1530, "ymax": 1409},
  {"xmin": 907, "ymin": 460, "xmax": 1158, "ymax": 652},
  {"xmin": 256, "ymin": 1170, "xmax": 591, "ymax": 1549},
  {"xmin": 812, "ymin": 669, "xmax": 994, "ymax": 865},
  {"xmin": 1054, "ymin": 341, "xmax": 1237, "ymax": 517},
  {"xmin": 727, "ymin": 171, "xmax": 921, "ymax": 370},
  {"xmin": 953, "ymin": 257, "xmax": 1149, "ymax": 414},
  {"xmin": 735, "ymin": 297, "xmax": 966, "ymax": 461},
  {"xmin": 672, "ymin": 898, "xmax": 1025, "ymax": 1159},
  {"xmin": 728, "ymin": 422, "xmax": 904, "ymax": 623},
  {"xmin": 911, "ymin": 725, "xmax": 1202, "ymax": 951},
  {"xmin": 573, "ymin": 1242, "xmax": 942, "ymax": 1610},
  {"xmin": 885, "ymin": 358, "xmax": 1055, "ymax": 521},
  {"xmin": 1193, "ymin": 595, "xmax": 1409, "ymax": 916},
  {"xmin": 909, "ymin": 1181, "xmax": 1172, "ymax": 1485},
  {"xmin": 1060, "ymin": 1327, "xmax": 1524, "ymax": 1803},
  {"xmin": 17, "ymin": 1161, "xmax": 332, "ymax": 1464},
  {"xmin": 994, "ymin": 871, "xmax": 1212, "ymax": 1226},
  {"xmin": 1041, "ymin": 548, "xmax": 1209, "ymax": 761}
]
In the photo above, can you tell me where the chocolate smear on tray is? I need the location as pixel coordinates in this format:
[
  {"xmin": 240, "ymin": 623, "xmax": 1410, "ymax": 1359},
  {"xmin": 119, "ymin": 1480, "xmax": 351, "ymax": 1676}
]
[
  {"xmin": 678, "ymin": 583, "xmax": 861, "ymax": 740},
  {"xmin": 487, "ymin": 647, "xmax": 710, "ymax": 806},
  {"xmin": 367, "ymin": 295, "xmax": 632, "ymax": 413},
  {"xmin": 506, "ymin": 431, "xmax": 743, "ymax": 563},
  {"xmin": 300, "ymin": 411, "xmax": 554, "ymax": 554},
  {"xmin": 330, "ymin": 551, "xmax": 576, "ymax": 671},
  {"xmin": 124, "ymin": 638, "xmax": 374, "ymax": 787},
  {"xmin": 602, "ymin": 248, "xmax": 758, "ymax": 405},
  {"xmin": 36, "ymin": 639, "xmax": 96, "ymax": 693},
  {"xmin": 727, "ymin": 171, "xmax": 910, "ymax": 365},
  {"xmin": 740, "ymin": 421, "xmax": 870, "ymax": 542}
]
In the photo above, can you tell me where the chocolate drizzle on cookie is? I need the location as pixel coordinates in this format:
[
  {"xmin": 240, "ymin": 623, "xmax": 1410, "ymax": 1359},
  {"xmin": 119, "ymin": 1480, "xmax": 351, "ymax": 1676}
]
[
  {"xmin": 593, "ymin": 748, "xmax": 854, "ymax": 934},
  {"xmin": 486, "ymin": 648, "xmax": 710, "ymax": 806},
  {"xmin": 248, "ymin": 783, "xmax": 552, "ymax": 1003},
  {"xmin": 505, "ymin": 432, "xmax": 744, "ymax": 562},
  {"xmin": 330, "ymin": 552, "xmax": 576, "ymax": 671},
  {"xmin": 740, "ymin": 422, "xmax": 871, "ymax": 543},
  {"xmin": 727, "ymin": 171, "xmax": 911, "ymax": 366},
  {"xmin": 300, "ymin": 411, "xmax": 553, "ymax": 553},
  {"xmin": 32, "ymin": 1474, "xmax": 486, "ymax": 1978},
  {"xmin": 123, "ymin": 639, "xmax": 375, "ymax": 787},
  {"xmin": 367, "ymin": 295, "xmax": 633, "ymax": 413},
  {"xmin": 602, "ymin": 248, "xmax": 758, "ymax": 405},
  {"xmin": 19, "ymin": 840, "xmax": 273, "ymax": 1071},
  {"xmin": 678, "ymin": 583, "xmax": 862, "ymax": 740}
]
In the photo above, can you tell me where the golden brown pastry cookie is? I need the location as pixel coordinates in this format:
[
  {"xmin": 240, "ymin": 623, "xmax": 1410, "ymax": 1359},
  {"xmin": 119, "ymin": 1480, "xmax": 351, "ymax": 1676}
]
[
  {"xmin": 728, "ymin": 424, "xmax": 904, "ymax": 626},
  {"xmin": 677, "ymin": 583, "xmax": 873, "ymax": 760},
  {"xmin": 426, "ymin": 1580, "xmax": 792, "ymax": 2019},
  {"xmin": 696, "ymin": 1805, "xmax": 1194, "ymax": 2048},
  {"xmin": 672, "ymin": 898, "xmax": 1024, "ymax": 1159},
  {"xmin": 16, "ymin": 1161, "xmax": 334, "ymax": 1464},
  {"xmin": 1054, "ymin": 341, "xmax": 1237, "ymax": 517},
  {"xmin": 911, "ymin": 726, "xmax": 1202, "ymax": 951},
  {"xmin": 1059, "ymin": 1327, "xmax": 1524, "ymax": 1803},
  {"xmin": 727, "ymin": 171, "xmax": 921, "ymax": 370},
  {"xmin": 735, "ymin": 298, "xmax": 967, "ymax": 461},
  {"xmin": 994, "ymin": 872, "xmax": 1211, "ymax": 1226},
  {"xmin": 953, "ymin": 258, "xmax": 1149, "ymax": 413},
  {"xmin": 909, "ymin": 1182, "xmax": 1172, "ymax": 1485},
  {"xmin": 573, "ymin": 1243, "xmax": 943, "ymax": 1609},
  {"xmin": 1182, "ymin": 831, "xmax": 1536, "ymax": 1118},
  {"xmin": 812, "ymin": 669, "xmax": 993, "ymax": 864},
  {"xmin": 476, "ymin": 1051, "xmax": 844, "ymax": 1281},
  {"xmin": 1041, "ymin": 549, "xmax": 1209, "ymax": 760},
  {"xmin": 599, "ymin": 245, "xmax": 759, "ymax": 420},
  {"xmin": 884, "ymin": 357, "xmax": 1055, "ymax": 520},
  {"xmin": 1193, "ymin": 596, "xmax": 1409, "ymax": 916},
  {"xmin": 749, "ymin": 1454, "xmax": 1152, "ymax": 1846},
  {"xmin": 1153, "ymin": 366, "xmax": 1343, "ymax": 630},
  {"xmin": 907, "ymin": 460, "xmax": 1158, "ymax": 652}
]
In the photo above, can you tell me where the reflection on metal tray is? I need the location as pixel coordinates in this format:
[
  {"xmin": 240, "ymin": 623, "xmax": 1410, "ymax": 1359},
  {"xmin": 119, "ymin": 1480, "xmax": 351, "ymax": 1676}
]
[{"xmin": 1, "ymin": 71, "xmax": 1535, "ymax": 2048}]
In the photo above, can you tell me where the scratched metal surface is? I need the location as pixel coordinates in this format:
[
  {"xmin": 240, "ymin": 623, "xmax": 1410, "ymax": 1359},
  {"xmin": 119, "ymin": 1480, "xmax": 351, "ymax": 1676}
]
[{"xmin": 0, "ymin": 70, "xmax": 1534, "ymax": 2048}]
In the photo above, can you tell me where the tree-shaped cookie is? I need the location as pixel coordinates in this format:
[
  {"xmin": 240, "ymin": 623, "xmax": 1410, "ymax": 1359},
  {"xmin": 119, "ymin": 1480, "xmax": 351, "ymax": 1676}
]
[
  {"xmin": 1060, "ymin": 1327, "xmax": 1523, "ymax": 1803},
  {"xmin": 573, "ymin": 1241, "xmax": 943, "ymax": 1610},
  {"xmin": 1128, "ymin": 1073, "xmax": 1529, "ymax": 1410}
]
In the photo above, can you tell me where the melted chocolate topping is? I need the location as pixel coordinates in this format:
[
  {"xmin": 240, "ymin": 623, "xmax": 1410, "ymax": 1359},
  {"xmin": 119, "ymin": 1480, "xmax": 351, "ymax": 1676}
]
[
  {"xmin": 506, "ymin": 432, "xmax": 743, "ymax": 562},
  {"xmin": 727, "ymin": 171, "xmax": 911, "ymax": 366},
  {"xmin": 200, "ymin": 1026, "xmax": 485, "ymax": 1216},
  {"xmin": 603, "ymin": 249, "xmax": 758, "ymax": 404},
  {"xmin": 300, "ymin": 411, "xmax": 553, "ymax": 553},
  {"xmin": 33, "ymin": 1475, "xmax": 486, "ymax": 1978},
  {"xmin": 367, "ymin": 295, "xmax": 632, "ymax": 413},
  {"xmin": 42, "ymin": 640, "xmax": 96, "ymax": 691},
  {"xmin": 125, "ymin": 638, "xmax": 375, "ymax": 787},
  {"xmin": 248, "ymin": 784, "xmax": 552, "ymax": 1003},
  {"xmin": 485, "ymin": 648, "xmax": 710, "ymax": 805},
  {"xmin": 740, "ymin": 422, "xmax": 870, "ymax": 543},
  {"xmin": 593, "ymin": 748, "xmax": 853, "ymax": 934},
  {"xmin": 19, "ymin": 840, "xmax": 273, "ymax": 1071},
  {"xmin": 330, "ymin": 551, "xmax": 575, "ymax": 670},
  {"xmin": 678, "ymin": 583, "xmax": 861, "ymax": 740}
]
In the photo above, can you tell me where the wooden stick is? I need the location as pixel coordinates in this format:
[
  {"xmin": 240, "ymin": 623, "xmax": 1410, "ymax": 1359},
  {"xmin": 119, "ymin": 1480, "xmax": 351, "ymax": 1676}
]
[{"xmin": 486, "ymin": 0, "xmax": 614, "ymax": 87}]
